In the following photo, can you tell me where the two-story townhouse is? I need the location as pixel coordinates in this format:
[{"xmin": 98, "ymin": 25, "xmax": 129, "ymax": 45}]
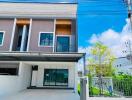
[{"xmin": 0, "ymin": 2, "xmax": 85, "ymax": 96}]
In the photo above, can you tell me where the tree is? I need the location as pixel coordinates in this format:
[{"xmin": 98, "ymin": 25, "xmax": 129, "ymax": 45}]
[
  {"xmin": 88, "ymin": 42, "xmax": 115, "ymax": 77},
  {"xmin": 88, "ymin": 42, "xmax": 115, "ymax": 96}
]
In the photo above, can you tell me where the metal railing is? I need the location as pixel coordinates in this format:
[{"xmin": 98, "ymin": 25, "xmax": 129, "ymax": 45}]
[
  {"xmin": 54, "ymin": 44, "xmax": 76, "ymax": 52},
  {"xmin": 89, "ymin": 77, "xmax": 113, "ymax": 97},
  {"xmin": 113, "ymin": 78, "xmax": 132, "ymax": 97},
  {"xmin": 89, "ymin": 77, "xmax": 132, "ymax": 97},
  {"xmin": 79, "ymin": 77, "xmax": 132, "ymax": 100}
]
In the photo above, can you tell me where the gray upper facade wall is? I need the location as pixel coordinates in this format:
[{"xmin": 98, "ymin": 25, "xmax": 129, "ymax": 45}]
[
  {"xmin": 0, "ymin": 2, "xmax": 78, "ymax": 52},
  {"xmin": 0, "ymin": 19, "xmax": 14, "ymax": 51},
  {"xmin": 28, "ymin": 19, "xmax": 54, "ymax": 52},
  {"xmin": 0, "ymin": 2, "xmax": 77, "ymax": 19},
  {"xmin": 0, "ymin": 19, "xmax": 77, "ymax": 52}
]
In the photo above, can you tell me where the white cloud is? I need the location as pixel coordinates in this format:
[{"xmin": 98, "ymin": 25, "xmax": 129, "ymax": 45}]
[{"xmin": 79, "ymin": 19, "xmax": 132, "ymax": 58}]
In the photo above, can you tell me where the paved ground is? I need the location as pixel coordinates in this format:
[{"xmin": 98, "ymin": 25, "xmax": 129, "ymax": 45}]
[
  {"xmin": 1, "ymin": 89, "xmax": 80, "ymax": 100},
  {"xmin": 88, "ymin": 97, "xmax": 132, "ymax": 100},
  {"xmin": 1, "ymin": 89, "xmax": 132, "ymax": 100}
]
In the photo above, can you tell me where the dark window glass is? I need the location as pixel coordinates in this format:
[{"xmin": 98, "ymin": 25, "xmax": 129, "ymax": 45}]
[
  {"xmin": 44, "ymin": 69, "xmax": 68, "ymax": 86},
  {"xmin": 0, "ymin": 32, "xmax": 4, "ymax": 45},
  {"xmin": 16, "ymin": 36, "xmax": 22, "ymax": 51},
  {"xmin": 56, "ymin": 36, "xmax": 69, "ymax": 52},
  {"xmin": 40, "ymin": 33, "xmax": 53, "ymax": 46},
  {"xmin": 0, "ymin": 68, "xmax": 18, "ymax": 75},
  {"xmin": 0, "ymin": 63, "xmax": 19, "ymax": 75},
  {"xmin": 16, "ymin": 26, "xmax": 23, "ymax": 51}
]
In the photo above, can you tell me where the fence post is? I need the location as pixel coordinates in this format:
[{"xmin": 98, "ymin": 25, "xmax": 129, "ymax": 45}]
[{"xmin": 80, "ymin": 77, "xmax": 89, "ymax": 100}]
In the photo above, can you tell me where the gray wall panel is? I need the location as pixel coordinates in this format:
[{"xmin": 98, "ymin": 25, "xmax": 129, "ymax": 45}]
[
  {"xmin": 0, "ymin": 19, "xmax": 14, "ymax": 51},
  {"xmin": 28, "ymin": 19, "xmax": 54, "ymax": 52}
]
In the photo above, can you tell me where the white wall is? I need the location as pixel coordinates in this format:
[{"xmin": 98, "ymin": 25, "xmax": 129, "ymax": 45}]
[
  {"xmin": 29, "ymin": 62, "xmax": 76, "ymax": 88},
  {"xmin": 0, "ymin": 62, "xmax": 32, "ymax": 97},
  {"xmin": 0, "ymin": 61, "xmax": 77, "ymax": 97},
  {"xmin": 0, "ymin": 76, "xmax": 19, "ymax": 97},
  {"xmin": 18, "ymin": 62, "xmax": 32, "ymax": 90}
]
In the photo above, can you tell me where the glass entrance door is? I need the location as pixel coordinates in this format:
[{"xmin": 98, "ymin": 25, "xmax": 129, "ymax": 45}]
[{"xmin": 44, "ymin": 69, "xmax": 68, "ymax": 86}]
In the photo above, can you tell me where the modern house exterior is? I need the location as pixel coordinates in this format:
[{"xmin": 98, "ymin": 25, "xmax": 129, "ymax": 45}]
[{"xmin": 0, "ymin": 2, "xmax": 85, "ymax": 96}]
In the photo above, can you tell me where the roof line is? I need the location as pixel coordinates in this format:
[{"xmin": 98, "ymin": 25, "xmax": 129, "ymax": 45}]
[
  {"xmin": 115, "ymin": 56, "xmax": 126, "ymax": 59},
  {"xmin": 0, "ymin": 1, "xmax": 78, "ymax": 4}
]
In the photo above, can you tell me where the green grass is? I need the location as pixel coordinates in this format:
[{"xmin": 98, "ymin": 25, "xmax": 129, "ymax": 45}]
[
  {"xmin": 78, "ymin": 84, "xmax": 81, "ymax": 94},
  {"xmin": 90, "ymin": 87, "xmax": 110, "ymax": 96},
  {"xmin": 78, "ymin": 83, "xmax": 111, "ymax": 96}
]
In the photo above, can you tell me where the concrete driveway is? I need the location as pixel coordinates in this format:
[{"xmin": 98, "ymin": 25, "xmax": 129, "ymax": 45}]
[{"xmin": 2, "ymin": 89, "xmax": 80, "ymax": 100}]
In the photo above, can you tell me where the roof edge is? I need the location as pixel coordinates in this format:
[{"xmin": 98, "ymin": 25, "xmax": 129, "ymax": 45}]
[{"xmin": 0, "ymin": 1, "xmax": 78, "ymax": 4}]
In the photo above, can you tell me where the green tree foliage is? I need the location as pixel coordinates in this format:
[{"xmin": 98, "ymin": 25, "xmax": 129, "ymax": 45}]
[{"xmin": 88, "ymin": 42, "xmax": 115, "ymax": 77}]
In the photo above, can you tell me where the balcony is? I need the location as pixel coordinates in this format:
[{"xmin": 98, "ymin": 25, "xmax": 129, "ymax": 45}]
[
  {"xmin": 54, "ymin": 44, "xmax": 76, "ymax": 53},
  {"xmin": 55, "ymin": 19, "xmax": 76, "ymax": 53}
]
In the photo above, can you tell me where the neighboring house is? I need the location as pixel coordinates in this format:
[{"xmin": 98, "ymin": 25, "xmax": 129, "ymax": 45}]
[
  {"xmin": 0, "ymin": 2, "xmax": 85, "ymax": 96},
  {"xmin": 113, "ymin": 57, "xmax": 132, "ymax": 75}
]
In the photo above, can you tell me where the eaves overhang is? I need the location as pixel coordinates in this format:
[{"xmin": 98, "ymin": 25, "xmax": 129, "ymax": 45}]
[
  {"xmin": 0, "ymin": 2, "xmax": 77, "ymax": 19},
  {"xmin": 0, "ymin": 52, "xmax": 85, "ymax": 62},
  {"xmin": 0, "ymin": 1, "xmax": 78, "ymax": 4}
]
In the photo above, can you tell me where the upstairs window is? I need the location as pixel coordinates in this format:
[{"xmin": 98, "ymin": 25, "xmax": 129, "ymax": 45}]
[
  {"xmin": 0, "ymin": 32, "xmax": 4, "ymax": 46},
  {"xmin": 39, "ymin": 33, "xmax": 53, "ymax": 46}
]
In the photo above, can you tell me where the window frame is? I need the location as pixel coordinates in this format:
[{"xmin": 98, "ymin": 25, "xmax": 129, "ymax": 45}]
[
  {"xmin": 0, "ymin": 31, "xmax": 5, "ymax": 46},
  {"xmin": 38, "ymin": 32, "xmax": 54, "ymax": 47}
]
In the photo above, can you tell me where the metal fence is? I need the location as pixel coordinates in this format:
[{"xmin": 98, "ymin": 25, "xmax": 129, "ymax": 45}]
[
  {"xmin": 89, "ymin": 77, "xmax": 132, "ymax": 97},
  {"xmin": 113, "ymin": 78, "xmax": 132, "ymax": 97},
  {"xmin": 89, "ymin": 77, "xmax": 113, "ymax": 97}
]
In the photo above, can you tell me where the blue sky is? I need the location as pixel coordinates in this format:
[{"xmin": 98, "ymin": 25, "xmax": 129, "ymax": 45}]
[
  {"xmin": 77, "ymin": 0, "xmax": 131, "ymax": 57},
  {"xmin": 0, "ymin": 0, "xmax": 129, "ymax": 57},
  {"xmin": 78, "ymin": 0, "xmax": 127, "ymax": 47}
]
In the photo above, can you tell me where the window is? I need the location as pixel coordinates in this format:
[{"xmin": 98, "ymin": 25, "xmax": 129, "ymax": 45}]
[
  {"xmin": 0, "ymin": 32, "xmax": 4, "ymax": 46},
  {"xmin": 39, "ymin": 33, "xmax": 53, "ymax": 46},
  {"xmin": 44, "ymin": 69, "xmax": 68, "ymax": 86},
  {"xmin": 0, "ymin": 63, "xmax": 19, "ymax": 75},
  {"xmin": 56, "ymin": 36, "xmax": 70, "ymax": 52}
]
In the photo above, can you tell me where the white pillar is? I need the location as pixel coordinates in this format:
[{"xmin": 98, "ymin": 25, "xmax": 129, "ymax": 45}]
[
  {"xmin": 20, "ymin": 25, "xmax": 27, "ymax": 51},
  {"xmin": 74, "ymin": 63, "xmax": 78, "ymax": 93},
  {"xmin": 53, "ymin": 19, "xmax": 56, "ymax": 52},
  {"xmin": 27, "ymin": 19, "xmax": 32, "ymax": 51},
  {"xmin": 31, "ymin": 71, "xmax": 37, "ymax": 86},
  {"xmin": 9, "ymin": 18, "xmax": 16, "ymax": 51},
  {"xmin": 80, "ymin": 77, "xmax": 89, "ymax": 100}
]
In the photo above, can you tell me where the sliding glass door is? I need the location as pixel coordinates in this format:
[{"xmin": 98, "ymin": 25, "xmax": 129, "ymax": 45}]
[{"xmin": 44, "ymin": 69, "xmax": 68, "ymax": 86}]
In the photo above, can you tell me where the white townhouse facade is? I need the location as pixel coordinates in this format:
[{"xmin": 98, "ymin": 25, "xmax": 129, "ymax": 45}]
[{"xmin": 0, "ymin": 2, "xmax": 85, "ymax": 96}]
